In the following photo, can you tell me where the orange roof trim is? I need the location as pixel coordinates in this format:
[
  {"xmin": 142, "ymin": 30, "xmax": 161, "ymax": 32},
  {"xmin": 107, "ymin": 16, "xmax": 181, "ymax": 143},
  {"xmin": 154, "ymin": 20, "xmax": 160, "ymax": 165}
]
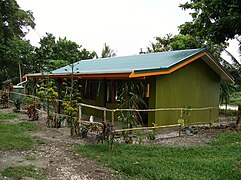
[{"xmin": 129, "ymin": 52, "xmax": 234, "ymax": 83}]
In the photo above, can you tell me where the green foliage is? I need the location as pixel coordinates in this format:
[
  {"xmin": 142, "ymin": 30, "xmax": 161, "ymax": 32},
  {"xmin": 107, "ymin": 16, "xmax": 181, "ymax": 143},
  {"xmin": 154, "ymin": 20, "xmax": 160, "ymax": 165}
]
[
  {"xmin": 37, "ymin": 78, "xmax": 59, "ymax": 127},
  {"xmin": 35, "ymin": 33, "xmax": 96, "ymax": 66},
  {"xmin": 75, "ymin": 132, "xmax": 241, "ymax": 179},
  {"xmin": 101, "ymin": 43, "xmax": 116, "ymax": 58},
  {"xmin": 0, "ymin": 0, "xmax": 35, "ymax": 84},
  {"xmin": 1, "ymin": 165, "xmax": 43, "ymax": 180},
  {"xmin": 179, "ymin": 0, "xmax": 241, "ymax": 44},
  {"xmin": 230, "ymin": 91, "xmax": 241, "ymax": 105},
  {"xmin": 14, "ymin": 97, "xmax": 21, "ymax": 111},
  {"xmin": 146, "ymin": 132, "xmax": 155, "ymax": 141},
  {"xmin": 117, "ymin": 80, "xmax": 146, "ymax": 129},
  {"xmin": 141, "ymin": 34, "xmax": 226, "ymax": 58},
  {"xmin": 5, "ymin": 37, "xmax": 35, "ymax": 80},
  {"xmin": 47, "ymin": 59, "xmax": 69, "ymax": 71},
  {"xmin": 0, "ymin": 121, "xmax": 40, "ymax": 150},
  {"xmin": 219, "ymin": 109, "xmax": 237, "ymax": 117},
  {"xmin": 0, "ymin": 113, "xmax": 18, "ymax": 120},
  {"xmin": 23, "ymin": 96, "xmax": 34, "ymax": 106},
  {"xmin": 61, "ymin": 78, "xmax": 82, "ymax": 135}
]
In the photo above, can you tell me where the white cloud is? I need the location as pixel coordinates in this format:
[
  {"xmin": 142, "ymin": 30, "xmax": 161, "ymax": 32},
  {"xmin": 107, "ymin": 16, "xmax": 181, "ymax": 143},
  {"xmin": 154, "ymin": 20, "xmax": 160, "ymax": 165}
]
[{"xmin": 18, "ymin": 0, "xmax": 192, "ymax": 56}]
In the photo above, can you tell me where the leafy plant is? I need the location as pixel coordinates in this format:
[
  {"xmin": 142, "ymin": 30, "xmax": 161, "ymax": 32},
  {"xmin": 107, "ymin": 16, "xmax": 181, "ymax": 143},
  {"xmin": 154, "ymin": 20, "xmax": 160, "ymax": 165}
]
[
  {"xmin": 61, "ymin": 78, "xmax": 82, "ymax": 136},
  {"xmin": 147, "ymin": 132, "xmax": 156, "ymax": 141},
  {"xmin": 14, "ymin": 98, "xmax": 21, "ymax": 111},
  {"xmin": 37, "ymin": 78, "xmax": 59, "ymax": 127},
  {"xmin": 117, "ymin": 80, "xmax": 147, "ymax": 143},
  {"xmin": 117, "ymin": 80, "xmax": 146, "ymax": 129},
  {"xmin": 26, "ymin": 104, "xmax": 39, "ymax": 121}
]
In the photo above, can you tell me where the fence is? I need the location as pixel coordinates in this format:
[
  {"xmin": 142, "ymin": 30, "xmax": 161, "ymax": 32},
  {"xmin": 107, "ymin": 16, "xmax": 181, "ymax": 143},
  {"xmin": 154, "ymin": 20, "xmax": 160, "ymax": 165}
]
[{"xmin": 9, "ymin": 91, "xmax": 220, "ymax": 133}]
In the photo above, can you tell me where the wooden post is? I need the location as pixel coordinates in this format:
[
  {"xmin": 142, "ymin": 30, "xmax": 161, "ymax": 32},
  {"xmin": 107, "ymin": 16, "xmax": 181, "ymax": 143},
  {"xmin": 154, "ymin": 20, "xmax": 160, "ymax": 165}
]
[
  {"xmin": 57, "ymin": 78, "xmax": 61, "ymax": 115},
  {"xmin": 209, "ymin": 109, "xmax": 212, "ymax": 130},
  {"xmin": 104, "ymin": 110, "xmax": 107, "ymax": 124},
  {"xmin": 79, "ymin": 105, "xmax": 82, "ymax": 123},
  {"xmin": 179, "ymin": 125, "xmax": 182, "ymax": 137},
  {"xmin": 110, "ymin": 111, "xmax": 115, "ymax": 150},
  {"xmin": 236, "ymin": 105, "xmax": 241, "ymax": 125},
  {"xmin": 111, "ymin": 111, "xmax": 115, "ymax": 130}
]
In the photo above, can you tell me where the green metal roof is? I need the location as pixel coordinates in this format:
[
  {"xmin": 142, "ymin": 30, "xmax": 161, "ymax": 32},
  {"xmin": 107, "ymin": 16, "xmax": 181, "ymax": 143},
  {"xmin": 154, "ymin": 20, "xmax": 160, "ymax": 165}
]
[
  {"xmin": 52, "ymin": 48, "xmax": 205, "ymax": 75},
  {"xmin": 22, "ymin": 48, "xmax": 231, "ymax": 82}
]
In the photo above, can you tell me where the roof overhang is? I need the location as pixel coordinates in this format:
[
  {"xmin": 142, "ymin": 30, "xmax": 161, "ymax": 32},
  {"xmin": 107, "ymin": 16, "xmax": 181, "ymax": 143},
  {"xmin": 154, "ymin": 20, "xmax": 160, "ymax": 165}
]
[
  {"xmin": 129, "ymin": 51, "xmax": 234, "ymax": 83},
  {"xmin": 24, "ymin": 72, "xmax": 131, "ymax": 79}
]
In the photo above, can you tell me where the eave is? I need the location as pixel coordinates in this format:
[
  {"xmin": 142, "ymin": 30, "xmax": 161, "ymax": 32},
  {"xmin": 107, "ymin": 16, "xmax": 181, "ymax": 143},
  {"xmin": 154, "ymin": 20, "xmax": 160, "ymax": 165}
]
[{"xmin": 129, "ymin": 51, "xmax": 234, "ymax": 83}]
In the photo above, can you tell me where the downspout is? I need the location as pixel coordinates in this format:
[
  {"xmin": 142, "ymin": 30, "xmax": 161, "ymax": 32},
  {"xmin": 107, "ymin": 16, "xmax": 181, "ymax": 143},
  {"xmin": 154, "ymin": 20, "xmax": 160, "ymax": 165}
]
[
  {"xmin": 17, "ymin": 76, "xmax": 28, "ymax": 94},
  {"xmin": 17, "ymin": 76, "xmax": 28, "ymax": 86}
]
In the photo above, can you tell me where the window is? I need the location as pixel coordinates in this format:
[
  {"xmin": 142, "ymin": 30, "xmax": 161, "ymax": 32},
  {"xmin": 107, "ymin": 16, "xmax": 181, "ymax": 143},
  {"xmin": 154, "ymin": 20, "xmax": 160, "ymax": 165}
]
[
  {"xmin": 84, "ymin": 80, "xmax": 98, "ymax": 100},
  {"xmin": 106, "ymin": 81, "xmax": 117, "ymax": 103}
]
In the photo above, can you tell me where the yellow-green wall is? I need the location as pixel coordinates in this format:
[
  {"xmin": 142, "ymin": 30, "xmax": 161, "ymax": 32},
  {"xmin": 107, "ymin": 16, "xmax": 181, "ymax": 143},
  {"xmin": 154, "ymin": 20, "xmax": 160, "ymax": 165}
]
[{"xmin": 150, "ymin": 58, "xmax": 220, "ymax": 125}]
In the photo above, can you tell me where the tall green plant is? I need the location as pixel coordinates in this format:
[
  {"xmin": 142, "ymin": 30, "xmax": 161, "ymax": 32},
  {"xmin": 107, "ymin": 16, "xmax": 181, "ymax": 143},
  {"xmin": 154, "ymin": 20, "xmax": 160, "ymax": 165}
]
[
  {"xmin": 61, "ymin": 78, "xmax": 82, "ymax": 136},
  {"xmin": 117, "ymin": 80, "xmax": 146, "ymax": 129},
  {"xmin": 37, "ymin": 77, "xmax": 58, "ymax": 127}
]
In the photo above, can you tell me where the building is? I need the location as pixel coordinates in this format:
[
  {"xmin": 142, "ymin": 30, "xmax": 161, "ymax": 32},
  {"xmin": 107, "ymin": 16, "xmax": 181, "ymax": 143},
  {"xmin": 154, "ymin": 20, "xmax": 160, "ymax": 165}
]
[{"xmin": 25, "ymin": 48, "xmax": 233, "ymax": 126}]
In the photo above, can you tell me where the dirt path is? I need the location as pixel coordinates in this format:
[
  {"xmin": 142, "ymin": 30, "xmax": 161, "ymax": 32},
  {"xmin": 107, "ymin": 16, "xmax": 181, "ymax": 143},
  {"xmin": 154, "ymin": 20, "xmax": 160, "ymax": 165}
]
[{"xmin": 0, "ymin": 108, "xmax": 121, "ymax": 180}]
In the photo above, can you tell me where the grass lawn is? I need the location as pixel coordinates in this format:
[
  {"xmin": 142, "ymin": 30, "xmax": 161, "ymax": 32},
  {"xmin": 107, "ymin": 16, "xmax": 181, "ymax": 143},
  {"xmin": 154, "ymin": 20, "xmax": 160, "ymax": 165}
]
[
  {"xmin": 0, "ymin": 112, "xmax": 19, "ymax": 120},
  {"xmin": 1, "ymin": 165, "xmax": 43, "ymax": 180},
  {"xmin": 75, "ymin": 132, "xmax": 241, "ymax": 180},
  {"xmin": 0, "ymin": 113, "xmax": 41, "ymax": 150}
]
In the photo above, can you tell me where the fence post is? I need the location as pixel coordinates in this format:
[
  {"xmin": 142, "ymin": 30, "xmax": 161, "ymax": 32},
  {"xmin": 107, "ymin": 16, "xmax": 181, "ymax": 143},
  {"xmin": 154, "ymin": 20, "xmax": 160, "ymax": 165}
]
[
  {"xmin": 110, "ymin": 111, "xmax": 115, "ymax": 150},
  {"xmin": 104, "ymin": 110, "xmax": 107, "ymax": 124},
  {"xmin": 209, "ymin": 109, "xmax": 212, "ymax": 130},
  {"xmin": 111, "ymin": 111, "xmax": 115, "ymax": 129},
  {"xmin": 79, "ymin": 105, "xmax": 82, "ymax": 123},
  {"xmin": 179, "ymin": 125, "xmax": 182, "ymax": 137}
]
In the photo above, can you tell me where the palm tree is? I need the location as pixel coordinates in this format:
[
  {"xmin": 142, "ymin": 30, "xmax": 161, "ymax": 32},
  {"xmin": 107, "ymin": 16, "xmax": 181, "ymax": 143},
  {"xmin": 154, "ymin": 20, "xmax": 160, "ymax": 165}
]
[{"xmin": 101, "ymin": 43, "xmax": 116, "ymax": 58}]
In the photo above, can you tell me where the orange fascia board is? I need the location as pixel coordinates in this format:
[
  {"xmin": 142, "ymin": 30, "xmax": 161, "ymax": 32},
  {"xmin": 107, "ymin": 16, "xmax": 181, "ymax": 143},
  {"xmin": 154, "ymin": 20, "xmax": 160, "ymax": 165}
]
[
  {"xmin": 129, "ymin": 52, "xmax": 233, "ymax": 82},
  {"xmin": 26, "ymin": 73, "xmax": 131, "ymax": 79},
  {"xmin": 129, "ymin": 52, "xmax": 205, "ymax": 78},
  {"xmin": 204, "ymin": 53, "xmax": 234, "ymax": 83}
]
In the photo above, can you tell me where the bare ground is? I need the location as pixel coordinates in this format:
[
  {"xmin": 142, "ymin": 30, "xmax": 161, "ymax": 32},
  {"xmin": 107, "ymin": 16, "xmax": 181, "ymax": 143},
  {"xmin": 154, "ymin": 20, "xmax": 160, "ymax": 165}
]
[{"xmin": 0, "ymin": 107, "xmax": 239, "ymax": 180}]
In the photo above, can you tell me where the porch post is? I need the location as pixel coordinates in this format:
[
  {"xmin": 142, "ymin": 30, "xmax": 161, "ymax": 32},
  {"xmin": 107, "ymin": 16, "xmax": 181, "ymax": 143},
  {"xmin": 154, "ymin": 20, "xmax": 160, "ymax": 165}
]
[{"xmin": 103, "ymin": 78, "xmax": 107, "ymax": 121}]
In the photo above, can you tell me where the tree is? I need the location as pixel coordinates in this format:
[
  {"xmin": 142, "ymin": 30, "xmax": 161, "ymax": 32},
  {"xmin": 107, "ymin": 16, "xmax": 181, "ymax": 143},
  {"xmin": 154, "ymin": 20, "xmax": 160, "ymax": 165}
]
[
  {"xmin": 54, "ymin": 37, "xmax": 83, "ymax": 63},
  {"xmin": 35, "ymin": 33, "xmax": 56, "ymax": 61},
  {"xmin": 101, "ymin": 43, "xmax": 116, "ymax": 58},
  {"xmin": 140, "ymin": 34, "xmax": 226, "ymax": 58},
  {"xmin": 179, "ymin": 0, "xmax": 241, "ymax": 44},
  {"xmin": 5, "ymin": 37, "xmax": 34, "ymax": 83},
  {"xmin": 0, "ymin": 0, "xmax": 35, "ymax": 84},
  {"xmin": 35, "ymin": 33, "xmax": 97, "ymax": 68}
]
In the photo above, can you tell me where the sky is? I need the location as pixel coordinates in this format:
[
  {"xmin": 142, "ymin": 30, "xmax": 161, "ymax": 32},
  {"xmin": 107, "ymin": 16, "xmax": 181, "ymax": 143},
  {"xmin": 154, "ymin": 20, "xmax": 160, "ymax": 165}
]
[{"xmin": 17, "ymin": 0, "xmax": 239, "ymax": 60}]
